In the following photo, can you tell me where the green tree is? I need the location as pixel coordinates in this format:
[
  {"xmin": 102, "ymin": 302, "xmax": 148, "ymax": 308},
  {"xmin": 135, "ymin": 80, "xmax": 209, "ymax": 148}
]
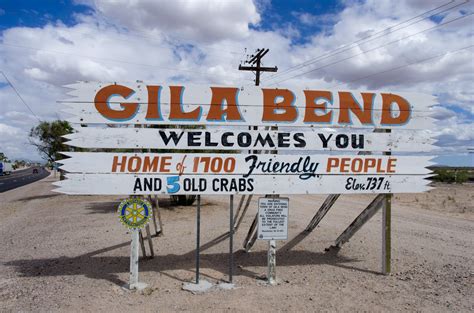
[
  {"xmin": 29, "ymin": 120, "xmax": 73, "ymax": 163},
  {"xmin": 0, "ymin": 152, "xmax": 8, "ymax": 162}
]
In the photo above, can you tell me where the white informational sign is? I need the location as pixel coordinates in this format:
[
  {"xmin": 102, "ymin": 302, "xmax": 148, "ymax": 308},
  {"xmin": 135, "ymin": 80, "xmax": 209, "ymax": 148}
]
[{"xmin": 258, "ymin": 197, "xmax": 289, "ymax": 240}]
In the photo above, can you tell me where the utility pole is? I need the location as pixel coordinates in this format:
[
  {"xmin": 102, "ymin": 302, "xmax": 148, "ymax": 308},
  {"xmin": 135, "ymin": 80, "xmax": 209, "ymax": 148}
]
[
  {"xmin": 238, "ymin": 48, "xmax": 277, "ymax": 86},
  {"xmin": 239, "ymin": 49, "xmax": 280, "ymax": 285}
]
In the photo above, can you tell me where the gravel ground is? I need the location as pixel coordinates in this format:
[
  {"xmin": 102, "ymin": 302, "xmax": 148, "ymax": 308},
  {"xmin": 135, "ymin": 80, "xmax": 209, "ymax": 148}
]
[{"xmin": 0, "ymin": 175, "xmax": 473, "ymax": 312}]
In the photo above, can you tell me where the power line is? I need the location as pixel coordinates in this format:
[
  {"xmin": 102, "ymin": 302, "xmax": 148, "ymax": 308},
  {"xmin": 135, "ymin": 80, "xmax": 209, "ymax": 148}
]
[
  {"xmin": 265, "ymin": 0, "xmax": 462, "ymax": 82},
  {"xmin": 265, "ymin": 0, "xmax": 467, "ymax": 83},
  {"xmin": 0, "ymin": 71, "xmax": 42, "ymax": 122},
  {"xmin": 269, "ymin": 12, "xmax": 473, "ymax": 86},
  {"xmin": 327, "ymin": 44, "xmax": 474, "ymax": 89}
]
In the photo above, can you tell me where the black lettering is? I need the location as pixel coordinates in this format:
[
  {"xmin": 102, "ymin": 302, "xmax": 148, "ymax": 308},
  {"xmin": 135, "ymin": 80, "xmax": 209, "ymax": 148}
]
[
  {"xmin": 221, "ymin": 178, "xmax": 229, "ymax": 191},
  {"xmin": 335, "ymin": 134, "xmax": 349, "ymax": 148},
  {"xmin": 187, "ymin": 131, "xmax": 201, "ymax": 147},
  {"xmin": 133, "ymin": 178, "xmax": 142, "ymax": 191},
  {"xmin": 318, "ymin": 133, "xmax": 333, "ymax": 148},
  {"xmin": 222, "ymin": 132, "xmax": 234, "ymax": 147},
  {"xmin": 247, "ymin": 178, "xmax": 254, "ymax": 191},
  {"xmin": 237, "ymin": 133, "xmax": 252, "ymax": 147},
  {"xmin": 255, "ymin": 133, "xmax": 275, "ymax": 148},
  {"xmin": 154, "ymin": 178, "xmax": 161, "ymax": 191},
  {"xmin": 159, "ymin": 130, "xmax": 185, "ymax": 145},
  {"xmin": 244, "ymin": 155, "xmax": 258, "ymax": 178},
  {"xmin": 205, "ymin": 132, "xmax": 218, "ymax": 147},
  {"xmin": 278, "ymin": 133, "xmax": 291, "ymax": 147},
  {"xmin": 144, "ymin": 178, "xmax": 153, "ymax": 191},
  {"xmin": 294, "ymin": 133, "xmax": 306, "ymax": 148},
  {"xmin": 351, "ymin": 134, "xmax": 364, "ymax": 149}
]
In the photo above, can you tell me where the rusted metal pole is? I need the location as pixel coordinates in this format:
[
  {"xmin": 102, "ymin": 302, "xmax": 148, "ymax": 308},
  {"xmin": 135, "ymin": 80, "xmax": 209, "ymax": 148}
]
[
  {"xmin": 196, "ymin": 195, "xmax": 201, "ymax": 284},
  {"xmin": 229, "ymin": 195, "xmax": 234, "ymax": 283}
]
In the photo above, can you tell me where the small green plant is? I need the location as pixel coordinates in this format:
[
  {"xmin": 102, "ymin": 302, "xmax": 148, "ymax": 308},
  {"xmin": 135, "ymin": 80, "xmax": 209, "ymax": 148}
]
[{"xmin": 433, "ymin": 169, "xmax": 469, "ymax": 184}]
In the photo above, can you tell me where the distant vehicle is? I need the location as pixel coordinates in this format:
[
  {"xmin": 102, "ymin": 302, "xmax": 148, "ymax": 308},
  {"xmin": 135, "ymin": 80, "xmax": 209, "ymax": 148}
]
[
  {"xmin": 33, "ymin": 168, "xmax": 39, "ymax": 174},
  {"xmin": 0, "ymin": 162, "xmax": 13, "ymax": 175}
]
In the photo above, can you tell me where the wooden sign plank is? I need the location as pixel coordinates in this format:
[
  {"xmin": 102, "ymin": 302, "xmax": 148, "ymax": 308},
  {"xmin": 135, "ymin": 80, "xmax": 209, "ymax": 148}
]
[
  {"xmin": 64, "ymin": 127, "xmax": 436, "ymax": 152},
  {"xmin": 59, "ymin": 152, "xmax": 433, "ymax": 175},
  {"xmin": 61, "ymin": 82, "xmax": 435, "ymax": 129},
  {"xmin": 53, "ymin": 173, "xmax": 433, "ymax": 195}
]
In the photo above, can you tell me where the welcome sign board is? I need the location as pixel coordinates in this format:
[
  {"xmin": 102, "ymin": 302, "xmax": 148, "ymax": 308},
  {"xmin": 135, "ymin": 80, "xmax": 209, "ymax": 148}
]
[{"xmin": 54, "ymin": 82, "xmax": 435, "ymax": 195}]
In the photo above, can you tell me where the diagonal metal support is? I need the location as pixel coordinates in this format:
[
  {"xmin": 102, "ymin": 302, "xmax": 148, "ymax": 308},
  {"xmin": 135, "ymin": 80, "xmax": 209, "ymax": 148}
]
[
  {"xmin": 332, "ymin": 194, "xmax": 385, "ymax": 249},
  {"xmin": 305, "ymin": 194, "xmax": 341, "ymax": 232},
  {"xmin": 234, "ymin": 195, "xmax": 253, "ymax": 231},
  {"xmin": 243, "ymin": 213, "xmax": 258, "ymax": 252}
]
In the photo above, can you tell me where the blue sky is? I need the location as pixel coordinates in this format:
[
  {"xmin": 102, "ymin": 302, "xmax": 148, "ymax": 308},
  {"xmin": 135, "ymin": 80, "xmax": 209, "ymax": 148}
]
[
  {"xmin": 0, "ymin": 0, "xmax": 92, "ymax": 30},
  {"xmin": 0, "ymin": 0, "xmax": 473, "ymax": 166}
]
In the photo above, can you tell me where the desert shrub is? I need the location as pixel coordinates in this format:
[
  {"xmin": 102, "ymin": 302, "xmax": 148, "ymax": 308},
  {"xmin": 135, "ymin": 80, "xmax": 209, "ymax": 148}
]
[{"xmin": 433, "ymin": 169, "xmax": 469, "ymax": 184}]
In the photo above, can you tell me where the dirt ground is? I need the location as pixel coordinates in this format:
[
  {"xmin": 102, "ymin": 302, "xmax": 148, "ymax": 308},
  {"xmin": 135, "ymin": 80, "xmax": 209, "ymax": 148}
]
[{"xmin": 0, "ymin": 174, "xmax": 473, "ymax": 312}]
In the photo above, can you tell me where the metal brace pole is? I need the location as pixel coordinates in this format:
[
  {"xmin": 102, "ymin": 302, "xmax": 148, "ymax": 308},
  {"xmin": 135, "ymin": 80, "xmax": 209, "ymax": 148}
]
[
  {"xmin": 229, "ymin": 195, "xmax": 234, "ymax": 283},
  {"xmin": 234, "ymin": 195, "xmax": 253, "ymax": 231},
  {"xmin": 233, "ymin": 195, "xmax": 245, "ymax": 224},
  {"xmin": 195, "ymin": 195, "xmax": 201, "ymax": 284},
  {"xmin": 243, "ymin": 213, "xmax": 258, "ymax": 252}
]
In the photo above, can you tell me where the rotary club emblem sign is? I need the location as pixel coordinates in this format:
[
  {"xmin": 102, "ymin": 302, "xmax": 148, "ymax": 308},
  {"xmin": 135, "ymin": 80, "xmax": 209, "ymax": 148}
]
[{"xmin": 118, "ymin": 198, "xmax": 152, "ymax": 229}]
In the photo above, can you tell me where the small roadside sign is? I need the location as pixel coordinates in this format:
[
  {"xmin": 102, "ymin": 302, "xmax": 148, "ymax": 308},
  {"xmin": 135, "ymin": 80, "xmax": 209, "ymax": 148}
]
[{"xmin": 258, "ymin": 197, "xmax": 289, "ymax": 240}]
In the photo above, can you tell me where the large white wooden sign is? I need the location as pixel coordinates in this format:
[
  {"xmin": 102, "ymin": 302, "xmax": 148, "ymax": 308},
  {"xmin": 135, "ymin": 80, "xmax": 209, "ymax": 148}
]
[
  {"xmin": 64, "ymin": 128, "xmax": 435, "ymax": 152},
  {"xmin": 55, "ymin": 81, "xmax": 436, "ymax": 195},
  {"xmin": 61, "ymin": 82, "xmax": 435, "ymax": 129},
  {"xmin": 53, "ymin": 173, "xmax": 432, "ymax": 195},
  {"xmin": 59, "ymin": 152, "xmax": 433, "ymax": 175}
]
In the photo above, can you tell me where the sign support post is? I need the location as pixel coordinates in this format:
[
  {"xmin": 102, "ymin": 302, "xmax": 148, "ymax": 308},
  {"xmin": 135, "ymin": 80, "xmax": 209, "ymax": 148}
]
[
  {"xmin": 129, "ymin": 229, "xmax": 141, "ymax": 288},
  {"xmin": 267, "ymin": 240, "xmax": 277, "ymax": 285},
  {"xmin": 229, "ymin": 195, "xmax": 234, "ymax": 283},
  {"xmin": 257, "ymin": 197, "xmax": 288, "ymax": 285},
  {"xmin": 116, "ymin": 197, "xmax": 152, "ymax": 290},
  {"xmin": 382, "ymin": 129, "xmax": 392, "ymax": 275},
  {"xmin": 382, "ymin": 195, "xmax": 391, "ymax": 274},
  {"xmin": 196, "ymin": 195, "xmax": 201, "ymax": 284}
]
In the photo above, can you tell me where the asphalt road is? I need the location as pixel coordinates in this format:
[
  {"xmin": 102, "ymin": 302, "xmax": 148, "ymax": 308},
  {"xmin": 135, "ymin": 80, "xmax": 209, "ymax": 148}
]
[{"xmin": 0, "ymin": 167, "xmax": 50, "ymax": 193}]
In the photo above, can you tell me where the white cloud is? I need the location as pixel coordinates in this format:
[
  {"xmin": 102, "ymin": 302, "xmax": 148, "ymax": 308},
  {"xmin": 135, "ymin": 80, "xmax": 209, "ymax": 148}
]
[
  {"xmin": 90, "ymin": 0, "xmax": 260, "ymax": 43},
  {"xmin": 0, "ymin": 0, "xmax": 472, "ymax": 162}
]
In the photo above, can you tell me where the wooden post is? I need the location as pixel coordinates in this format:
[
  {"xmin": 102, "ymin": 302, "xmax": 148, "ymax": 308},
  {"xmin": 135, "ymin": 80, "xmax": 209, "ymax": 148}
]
[
  {"xmin": 138, "ymin": 230, "xmax": 147, "ymax": 257},
  {"xmin": 382, "ymin": 195, "xmax": 392, "ymax": 274},
  {"xmin": 154, "ymin": 195, "xmax": 164, "ymax": 236},
  {"xmin": 145, "ymin": 224, "xmax": 154, "ymax": 258},
  {"xmin": 305, "ymin": 194, "xmax": 340, "ymax": 232},
  {"xmin": 147, "ymin": 195, "xmax": 160, "ymax": 236},
  {"xmin": 382, "ymin": 129, "xmax": 392, "ymax": 275},
  {"xmin": 333, "ymin": 194, "xmax": 385, "ymax": 248}
]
